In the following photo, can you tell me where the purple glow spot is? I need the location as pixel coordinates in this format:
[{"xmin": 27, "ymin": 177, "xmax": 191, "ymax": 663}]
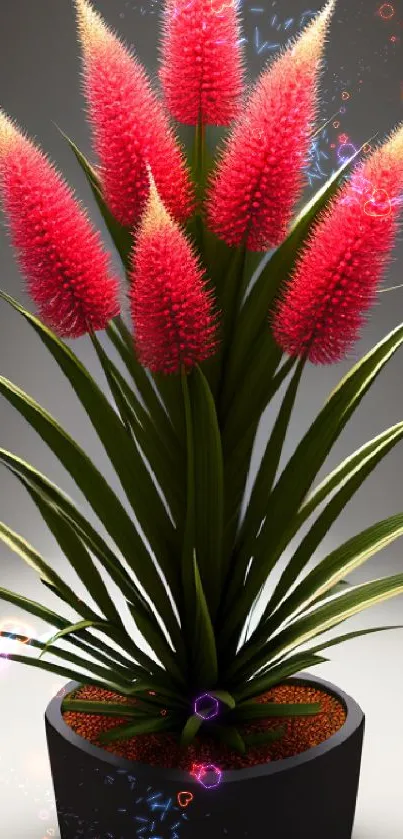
[
  {"xmin": 194, "ymin": 693, "xmax": 219, "ymax": 720},
  {"xmin": 198, "ymin": 764, "xmax": 222, "ymax": 789}
]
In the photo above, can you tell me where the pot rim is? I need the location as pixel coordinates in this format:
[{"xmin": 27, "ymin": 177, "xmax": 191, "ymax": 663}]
[{"xmin": 45, "ymin": 671, "xmax": 364, "ymax": 785}]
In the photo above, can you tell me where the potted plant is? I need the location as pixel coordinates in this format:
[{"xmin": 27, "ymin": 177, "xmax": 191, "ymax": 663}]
[{"xmin": 1, "ymin": 0, "xmax": 403, "ymax": 836}]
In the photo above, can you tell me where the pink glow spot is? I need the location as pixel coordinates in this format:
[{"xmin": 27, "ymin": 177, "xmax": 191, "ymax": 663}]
[{"xmin": 378, "ymin": 3, "xmax": 395, "ymax": 19}]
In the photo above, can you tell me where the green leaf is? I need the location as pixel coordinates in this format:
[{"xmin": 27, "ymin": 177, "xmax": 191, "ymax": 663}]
[
  {"xmin": 92, "ymin": 332, "xmax": 185, "ymax": 538},
  {"xmin": 219, "ymin": 354, "xmax": 295, "ymax": 589},
  {"xmin": 0, "ymin": 631, "xmax": 133, "ymax": 685},
  {"xmin": 0, "ymin": 324, "xmax": 178, "ymax": 646},
  {"xmin": 193, "ymin": 550, "xmax": 219, "ymax": 687},
  {"xmin": 237, "ymin": 574, "xmax": 403, "ymax": 679},
  {"xmin": 0, "ymin": 518, "xmax": 112, "ymax": 627},
  {"xmin": 233, "ymin": 654, "xmax": 328, "ymax": 702},
  {"xmin": 62, "ymin": 697, "xmax": 153, "ymax": 720},
  {"xmin": 243, "ymin": 727, "xmax": 285, "ymax": 748},
  {"xmin": 0, "ymin": 448, "xmax": 166, "ymax": 676},
  {"xmin": 0, "ymin": 578, "xmax": 146, "ymax": 677},
  {"xmin": 181, "ymin": 713, "xmax": 203, "ymax": 746},
  {"xmin": 180, "ymin": 367, "xmax": 197, "ymax": 640},
  {"xmin": 39, "ymin": 620, "xmax": 108, "ymax": 660},
  {"xmin": 209, "ymin": 690, "xmax": 236, "ymax": 710},
  {"xmin": 17, "ymin": 482, "xmax": 125, "ymax": 628},
  {"xmin": 152, "ymin": 370, "xmax": 187, "ymax": 444},
  {"xmin": 266, "ymin": 420, "xmax": 403, "ymax": 619},
  {"xmin": 97, "ymin": 714, "xmax": 176, "ymax": 743},
  {"xmin": 231, "ymin": 701, "xmax": 321, "ymax": 721},
  {"xmin": 0, "ymin": 293, "xmax": 178, "ymax": 623},
  {"xmin": 306, "ymin": 624, "xmax": 403, "ymax": 657},
  {"xmin": 0, "ymin": 651, "xmax": 132, "ymax": 694},
  {"xmin": 237, "ymin": 322, "xmax": 403, "ymax": 644},
  {"xmin": 61, "ymin": 699, "xmax": 148, "ymax": 716},
  {"xmin": 57, "ymin": 128, "xmax": 132, "ymax": 269},
  {"xmin": 124, "ymin": 680, "xmax": 188, "ymax": 707},
  {"xmin": 264, "ymin": 511, "xmax": 403, "ymax": 640},
  {"xmin": 187, "ymin": 366, "xmax": 224, "ymax": 619},
  {"xmin": 233, "ymin": 358, "xmax": 306, "ymax": 596},
  {"xmin": 126, "ymin": 601, "xmax": 186, "ymax": 689},
  {"xmin": 106, "ymin": 319, "xmax": 178, "ymax": 453},
  {"xmin": 210, "ymin": 724, "xmax": 246, "ymax": 755}
]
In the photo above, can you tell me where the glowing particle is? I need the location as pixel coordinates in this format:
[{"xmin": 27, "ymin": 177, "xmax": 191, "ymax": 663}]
[
  {"xmin": 337, "ymin": 143, "xmax": 358, "ymax": 163},
  {"xmin": 363, "ymin": 143, "xmax": 372, "ymax": 154},
  {"xmin": 341, "ymin": 91, "xmax": 350, "ymax": 100},
  {"xmin": 197, "ymin": 764, "xmax": 222, "ymax": 790},
  {"xmin": 378, "ymin": 3, "xmax": 395, "ymax": 19},
  {"xmin": 333, "ymin": 120, "xmax": 340, "ymax": 128},
  {"xmin": 177, "ymin": 791, "xmax": 194, "ymax": 808},
  {"xmin": 364, "ymin": 188, "xmax": 392, "ymax": 218},
  {"xmin": 338, "ymin": 133, "xmax": 349, "ymax": 144},
  {"xmin": 194, "ymin": 693, "xmax": 219, "ymax": 720}
]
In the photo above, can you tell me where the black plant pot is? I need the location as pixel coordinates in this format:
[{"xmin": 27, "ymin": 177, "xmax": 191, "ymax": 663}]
[{"xmin": 45, "ymin": 672, "xmax": 364, "ymax": 839}]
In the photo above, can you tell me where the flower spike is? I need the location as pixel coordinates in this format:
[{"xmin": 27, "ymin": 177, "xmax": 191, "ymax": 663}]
[
  {"xmin": 0, "ymin": 110, "xmax": 120, "ymax": 338},
  {"xmin": 74, "ymin": 0, "xmax": 195, "ymax": 228},
  {"xmin": 158, "ymin": 0, "xmax": 246, "ymax": 125},
  {"xmin": 272, "ymin": 124, "xmax": 403, "ymax": 364},
  {"xmin": 129, "ymin": 168, "xmax": 220, "ymax": 375},
  {"xmin": 205, "ymin": 0, "xmax": 335, "ymax": 250}
]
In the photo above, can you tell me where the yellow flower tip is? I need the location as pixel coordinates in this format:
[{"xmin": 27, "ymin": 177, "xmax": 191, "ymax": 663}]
[
  {"xmin": 386, "ymin": 121, "xmax": 403, "ymax": 157},
  {"xmin": 0, "ymin": 110, "xmax": 21, "ymax": 158},
  {"xmin": 291, "ymin": 0, "xmax": 336, "ymax": 63},
  {"xmin": 139, "ymin": 165, "xmax": 174, "ymax": 236},
  {"xmin": 74, "ymin": 0, "xmax": 110, "ymax": 52}
]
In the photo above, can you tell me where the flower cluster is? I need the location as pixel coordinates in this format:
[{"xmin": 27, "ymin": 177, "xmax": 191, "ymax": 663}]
[{"xmin": 1, "ymin": 0, "xmax": 402, "ymax": 369}]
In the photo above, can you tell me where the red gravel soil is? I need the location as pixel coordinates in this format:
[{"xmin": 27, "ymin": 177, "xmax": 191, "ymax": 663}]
[{"xmin": 62, "ymin": 682, "xmax": 346, "ymax": 771}]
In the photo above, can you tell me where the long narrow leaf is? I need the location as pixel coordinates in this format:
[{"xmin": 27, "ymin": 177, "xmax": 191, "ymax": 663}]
[
  {"xmin": 187, "ymin": 365, "xmax": 224, "ymax": 619},
  {"xmin": 0, "ymin": 291, "xmax": 178, "ymax": 592},
  {"xmin": 233, "ymin": 654, "xmax": 328, "ymax": 701},
  {"xmin": 219, "ymin": 354, "xmax": 296, "ymax": 583},
  {"xmin": 279, "ymin": 512, "xmax": 403, "ymax": 628},
  {"xmin": 0, "ymin": 632, "xmax": 134, "ymax": 685},
  {"xmin": 266, "ymin": 421, "xmax": 403, "ymax": 618},
  {"xmin": 192, "ymin": 551, "xmax": 219, "ymax": 687},
  {"xmin": 1, "ymin": 652, "xmax": 132, "ymax": 694},
  {"xmin": 0, "ymin": 361, "xmax": 178, "ymax": 643},
  {"xmin": 98, "ymin": 714, "xmax": 177, "ymax": 743},
  {"xmin": 58, "ymin": 129, "xmax": 132, "ymax": 269},
  {"xmin": 0, "ymin": 581, "xmax": 145, "ymax": 676},
  {"xmin": 231, "ymin": 574, "xmax": 403, "ymax": 680},
  {"xmin": 234, "ymin": 358, "xmax": 306, "ymax": 588},
  {"xmin": 230, "ymin": 701, "xmax": 321, "ymax": 721},
  {"xmin": 39, "ymin": 620, "xmax": 109, "ymax": 660},
  {"xmin": 0, "ymin": 521, "xmax": 103, "ymax": 623},
  {"xmin": 91, "ymin": 332, "xmax": 185, "ymax": 542},
  {"xmin": 236, "ymin": 322, "xmax": 403, "ymax": 644},
  {"xmin": 0, "ymin": 449, "xmax": 169, "ymax": 675}
]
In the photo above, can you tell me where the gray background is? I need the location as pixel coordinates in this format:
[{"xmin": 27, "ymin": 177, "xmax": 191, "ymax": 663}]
[{"xmin": 0, "ymin": 0, "xmax": 402, "ymax": 836}]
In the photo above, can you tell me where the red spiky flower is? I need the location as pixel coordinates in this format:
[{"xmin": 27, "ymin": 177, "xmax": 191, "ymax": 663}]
[
  {"xmin": 0, "ymin": 111, "xmax": 120, "ymax": 338},
  {"xmin": 74, "ymin": 0, "xmax": 195, "ymax": 228},
  {"xmin": 271, "ymin": 125, "xmax": 403, "ymax": 364},
  {"xmin": 158, "ymin": 0, "xmax": 246, "ymax": 125},
  {"xmin": 129, "ymin": 170, "xmax": 220, "ymax": 375},
  {"xmin": 205, "ymin": 0, "xmax": 335, "ymax": 251}
]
